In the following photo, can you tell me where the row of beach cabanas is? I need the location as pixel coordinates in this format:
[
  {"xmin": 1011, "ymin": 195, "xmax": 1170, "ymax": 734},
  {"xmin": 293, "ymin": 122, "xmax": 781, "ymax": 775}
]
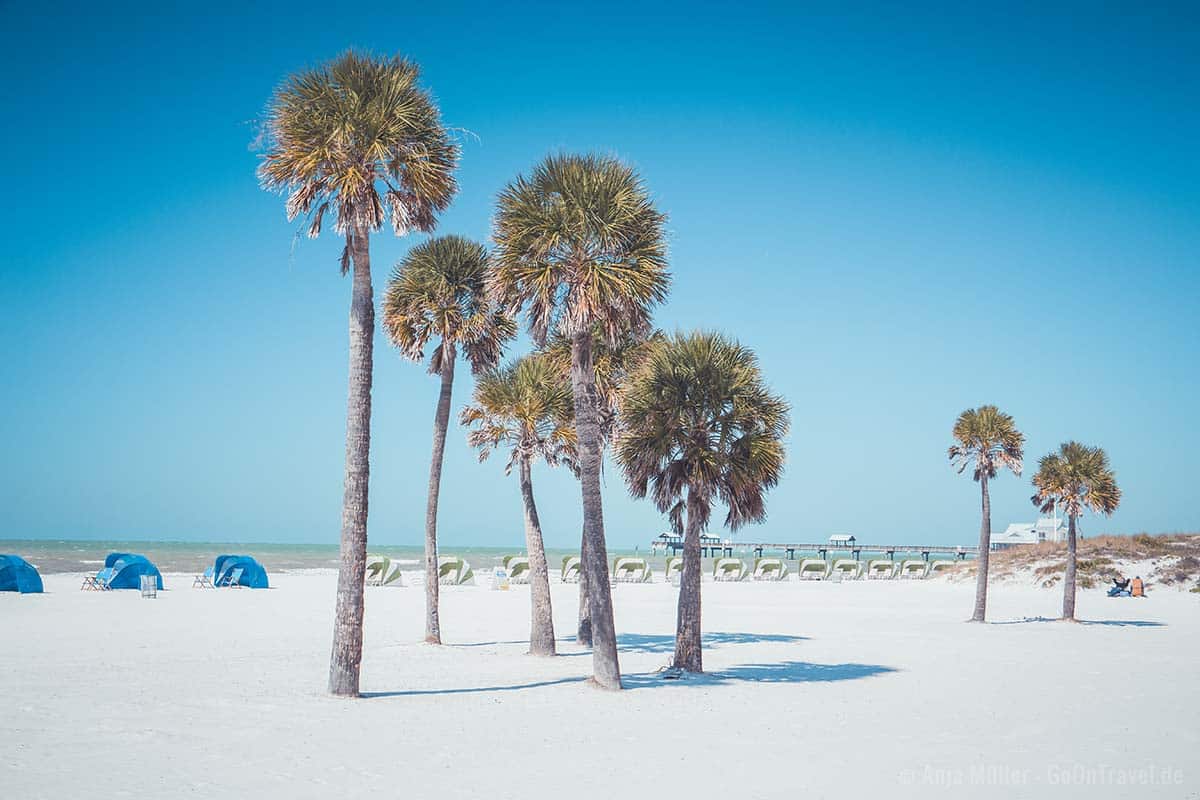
[
  {"xmin": 557, "ymin": 555, "xmax": 956, "ymax": 583},
  {"xmin": 0, "ymin": 552, "xmax": 270, "ymax": 594},
  {"xmin": 359, "ymin": 553, "xmax": 958, "ymax": 591}
]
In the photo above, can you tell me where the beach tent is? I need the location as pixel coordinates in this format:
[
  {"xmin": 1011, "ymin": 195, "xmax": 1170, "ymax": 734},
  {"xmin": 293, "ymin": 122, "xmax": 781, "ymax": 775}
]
[
  {"xmin": 211, "ymin": 555, "xmax": 269, "ymax": 589},
  {"xmin": 0, "ymin": 555, "xmax": 43, "ymax": 593},
  {"xmin": 97, "ymin": 553, "xmax": 163, "ymax": 590}
]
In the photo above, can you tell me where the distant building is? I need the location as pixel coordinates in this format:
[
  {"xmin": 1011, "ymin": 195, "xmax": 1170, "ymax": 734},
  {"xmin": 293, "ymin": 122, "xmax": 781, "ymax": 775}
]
[
  {"xmin": 990, "ymin": 517, "xmax": 1071, "ymax": 550},
  {"xmin": 828, "ymin": 534, "xmax": 856, "ymax": 545}
]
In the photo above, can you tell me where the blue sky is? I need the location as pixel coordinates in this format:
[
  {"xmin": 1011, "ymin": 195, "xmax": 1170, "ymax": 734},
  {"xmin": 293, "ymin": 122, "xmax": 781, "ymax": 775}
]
[{"xmin": 2, "ymin": 2, "xmax": 1197, "ymax": 547}]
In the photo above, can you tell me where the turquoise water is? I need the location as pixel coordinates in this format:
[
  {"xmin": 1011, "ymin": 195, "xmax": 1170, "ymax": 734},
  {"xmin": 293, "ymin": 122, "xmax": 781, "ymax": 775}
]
[{"xmin": 0, "ymin": 539, "xmax": 970, "ymax": 575}]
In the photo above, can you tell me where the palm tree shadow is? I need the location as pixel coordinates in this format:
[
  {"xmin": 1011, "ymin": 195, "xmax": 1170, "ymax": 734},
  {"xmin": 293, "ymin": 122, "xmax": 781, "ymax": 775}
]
[
  {"xmin": 990, "ymin": 616, "xmax": 1164, "ymax": 627},
  {"xmin": 616, "ymin": 631, "xmax": 809, "ymax": 653},
  {"xmin": 448, "ymin": 631, "xmax": 808, "ymax": 656},
  {"xmin": 361, "ymin": 676, "xmax": 588, "ymax": 698},
  {"xmin": 623, "ymin": 661, "xmax": 896, "ymax": 689}
]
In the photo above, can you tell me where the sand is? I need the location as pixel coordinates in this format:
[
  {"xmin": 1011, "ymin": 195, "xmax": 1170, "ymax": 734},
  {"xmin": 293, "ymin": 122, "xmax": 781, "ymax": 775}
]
[{"xmin": 3, "ymin": 571, "xmax": 1196, "ymax": 798}]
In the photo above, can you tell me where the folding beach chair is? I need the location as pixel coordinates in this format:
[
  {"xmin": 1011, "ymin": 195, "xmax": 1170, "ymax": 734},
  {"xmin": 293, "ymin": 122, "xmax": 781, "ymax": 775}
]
[{"xmin": 217, "ymin": 567, "xmax": 244, "ymax": 588}]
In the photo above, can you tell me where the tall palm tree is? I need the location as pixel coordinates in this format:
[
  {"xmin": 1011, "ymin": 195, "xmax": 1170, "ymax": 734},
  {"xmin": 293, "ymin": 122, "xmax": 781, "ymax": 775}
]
[
  {"xmin": 259, "ymin": 50, "xmax": 458, "ymax": 696},
  {"xmin": 1031, "ymin": 442, "xmax": 1121, "ymax": 621},
  {"xmin": 382, "ymin": 235, "xmax": 514, "ymax": 644},
  {"xmin": 541, "ymin": 325, "xmax": 663, "ymax": 645},
  {"xmin": 948, "ymin": 405, "xmax": 1024, "ymax": 623},
  {"xmin": 461, "ymin": 355, "xmax": 576, "ymax": 655},
  {"xmin": 616, "ymin": 331, "xmax": 788, "ymax": 673},
  {"xmin": 492, "ymin": 153, "xmax": 670, "ymax": 690}
]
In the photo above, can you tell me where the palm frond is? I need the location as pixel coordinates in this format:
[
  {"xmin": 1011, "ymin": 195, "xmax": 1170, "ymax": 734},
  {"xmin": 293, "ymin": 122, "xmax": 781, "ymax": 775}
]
[
  {"xmin": 491, "ymin": 153, "xmax": 670, "ymax": 345},
  {"xmin": 1031, "ymin": 441, "xmax": 1122, "ymax": 520},
  {"xmin": 615, "ymin": 331, "xmax": 789, "ymax": 536},
  {"xmin": 382, "ymin": 235, "xmax": 515, "ymax": 373},
  {"xmin": 948, "ymin": 405, "xmax": 1025, "ymax": 482},
  {"xmin": 460, "ymin": 354, "xmax": 576, "ymax": 475},
  {"xmin": 259, "ymin": 50, "xmax": 460, "ymax": 265}
]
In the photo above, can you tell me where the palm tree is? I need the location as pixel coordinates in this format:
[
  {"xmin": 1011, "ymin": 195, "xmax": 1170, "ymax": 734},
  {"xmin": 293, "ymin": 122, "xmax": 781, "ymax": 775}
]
[
  {"xmin": 492, "ymin": 153, "xmax": 670, "ymax": 690},
  {"xmin": 1031, "ymin": 442, "xmax": 1121, "ymax": 621},
  {"xmin": 259, "ymin": 51, "xmax": 458, "ymax": 696},
  {"xmin": 461, "ymin": 355, "xmax": 576, "ymax": 655},
  {"xmin": 382, "ymin": 235, "xmax": 514, "ymax": 644},
  {"xmin": 616, "ymin": 331, "xmax": 788, "ymax": 673},
  {"xmin": 540, "ymin": 325, "xmax": 663, "ymax": 646},
  {"xmin": 948, "ymin": 405, "xmax": 1024, "ymax": 622}
]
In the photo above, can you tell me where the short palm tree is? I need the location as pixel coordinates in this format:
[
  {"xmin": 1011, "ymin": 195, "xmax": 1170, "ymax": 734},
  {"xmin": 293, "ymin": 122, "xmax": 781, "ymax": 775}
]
[
  {"xmin": 1031, "ymin": 442, "xmax": 1121, "ymax": 620},
  {"xmin": 492, "ymin": 153, "xmax": 670, "ymax": 690},
  {"xmin": 259, "ymin": 50, "xmax": 458, "ymax": 697},
  {"xmin": 948, "ymin": 405, "xmax": 1024, "ymax": 622},
  {"xmin": 383, "ymin": 235, "xmax": 515, "ymax": 645},
  {"xmin": 540, "ymin": 324, "xmax": 663, "ymax": 646},
  {"xmin": 616, "ymin": 331, "xmax": 788, "ymax": 673},
  {"xmin": 461, "ymin": 355, "xmax": 576, "ymax": 656}
]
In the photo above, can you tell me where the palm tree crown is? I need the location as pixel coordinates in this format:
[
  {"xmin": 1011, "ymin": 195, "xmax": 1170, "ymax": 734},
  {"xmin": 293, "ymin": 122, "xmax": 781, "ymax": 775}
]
[
  {"xmin": 258, "ymin": 50, "xmax": 459, "ymax": 266},
  {"xmin": 616, "ymin": 331, "xmax": 789, "ymax": 534},
  {"xmin": 948, "ymin": 405, "xmax": 1025, "ymax": 481},
  {"xmin": 383, "ymin": 235, "xmax": 515, "ymax": 374},
  {"xmin": 1031, "ymin": 441, "xmax": 1121, "ymax": 519},
  {"xmin": 490, "ymin": 153, "xmax": 670, "ymax": 344},
  {"xmin": 461, "ymin": 355, "xmax": 577, "ymax": 474}
]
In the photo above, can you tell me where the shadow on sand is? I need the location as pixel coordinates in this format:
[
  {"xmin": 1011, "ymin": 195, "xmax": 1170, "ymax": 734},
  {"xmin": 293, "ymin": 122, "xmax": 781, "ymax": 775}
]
[
  {"xmin": 448, "ymin": 631, "xmax": 808, "ymax": 655},
  {"xmin": 623, "ymin": 660, "xmax": 897, "ymax": 689},
  {"xmin": 990, "ymin": 616, "xmax": 1164, "ymax": 628},
  {"xmin": 361, "ymin": 676, "xmax": 588, "ymax": 698}
]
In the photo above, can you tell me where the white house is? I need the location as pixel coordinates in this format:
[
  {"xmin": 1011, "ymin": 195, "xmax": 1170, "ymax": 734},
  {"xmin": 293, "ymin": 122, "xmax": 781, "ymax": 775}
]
[
  {"xmin": 990, "ymin": 517, "xmax": 1070, "ymax": 550},
  {"xmin": 828, "ymin": 534, "xmax": 856, "ymax": 546}
]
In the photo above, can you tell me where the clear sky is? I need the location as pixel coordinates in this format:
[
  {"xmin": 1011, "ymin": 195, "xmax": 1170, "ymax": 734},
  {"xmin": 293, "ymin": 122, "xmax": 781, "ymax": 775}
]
[{"xmin": 2, "ymin": 2, "xmax": 1197, "ymax": 548}]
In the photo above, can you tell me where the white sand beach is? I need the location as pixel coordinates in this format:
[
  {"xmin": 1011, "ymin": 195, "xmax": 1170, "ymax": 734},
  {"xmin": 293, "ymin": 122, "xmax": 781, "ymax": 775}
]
[{"xmin": 3, "ymin": 573, "xmax": 1196, "ymax": 798}]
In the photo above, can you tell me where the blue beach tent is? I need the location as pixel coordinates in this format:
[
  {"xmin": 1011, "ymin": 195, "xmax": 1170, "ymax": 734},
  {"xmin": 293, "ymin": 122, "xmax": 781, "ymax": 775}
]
[
  {"xmin": 97, "ymin": 553, "xmax": 163, "ymax": 590},
  {"xmin": 0, "ymin": 555, "xmax": 44, "ymax": 593},
  {"xmin": 211, "ymin": 554, "xmax": 269, "ymax": 589}
]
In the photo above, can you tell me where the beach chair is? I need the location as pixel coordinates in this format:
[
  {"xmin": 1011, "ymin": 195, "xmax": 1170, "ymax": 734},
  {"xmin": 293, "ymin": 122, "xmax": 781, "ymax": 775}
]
[
  {"xmin": 899, "ymin": 560, "xmax": 928, "ymax": 579},
  {"xmin": 866, "ymin": 559, "xmax": 896, "ymax": 580},
  {"xmin": 438, "ymin": 557, "xmax": 475, "ymax": 586},
  {"xmin": 612, "ymin": 557, "xmax": 652, "ymax": 583},
  {"xmin": 192, "ymin": 567, "xmax": 215, "ymax": 589},
  {"xmin": 713, "ymin": 557, "xmax": 748, "ymax": 582},
  {"xmin": 561, "ymin": 556, "xmax": 581, "ymax": 583},
  {"xmin": 217, "ymin": 567, "xmax": 245, "ymax": 588},
  {"xmin": 366, "ymin": 555, "xmax": 404, "ymax": 587},
  {"xmin": 82, "ymin": 567, "xmax": 116, "ymax": 591},
  {"xmin": 752, "ymin": 557, "xmax": 790, "ymax": 581},
  {"xmin": 665, "ymin": 556, "xmax": 684, "ymax": 585},
  {"xmin": 831, "ymin": 559, "xmax": 862, "ymax": 580},
  {"xmin": 927, "ymin": 560, "xmax": 955, "ymax": 577},
  {"xmin": 797, "ymin": 559, "xmax": 829, "ymax": 580},
  {"xmin": 503, "ymin": 555, "xmax": 531, "ymax": 584}
]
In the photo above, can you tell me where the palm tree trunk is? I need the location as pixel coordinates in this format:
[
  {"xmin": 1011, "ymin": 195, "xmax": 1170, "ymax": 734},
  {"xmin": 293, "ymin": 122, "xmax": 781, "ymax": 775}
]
[
  {"xmin": 970, "ymin": 473, "xmax": 991, "ymax": 622},
  {"xmin": 328, "ymin": 226, "xmax": 373, "ymax": 698},
  {"xmin": 423, "ymin": 344, "xmax": 456, "ymax": 644},
  {"xmin": 1062, "ymin": 514, "xmax": 1078, "ymax": 620},
  {"xmin": 577, "ymin": 525, "xmax": 592, "ymax": 646},
  {"xmin": 518, "ymin": 453, "xmax": 555, "ymax": 656},
  {"xmin": 673, "ymin": 489, "xmax": 704, "ymax": 672},
  {"xmin": 569, "ymin": 330, "xmax": 621, "ymax": 690}
]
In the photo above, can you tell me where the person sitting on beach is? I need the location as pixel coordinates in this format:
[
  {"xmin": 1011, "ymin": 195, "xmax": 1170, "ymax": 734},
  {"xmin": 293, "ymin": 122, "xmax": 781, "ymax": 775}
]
[
  {"xmin": 1131, "ymin": 576, "xmax": 1145, "ymax": 597},
  {"xmin": 1107, "ymin": 577, "xmax": 1130, "ymax": 597}
]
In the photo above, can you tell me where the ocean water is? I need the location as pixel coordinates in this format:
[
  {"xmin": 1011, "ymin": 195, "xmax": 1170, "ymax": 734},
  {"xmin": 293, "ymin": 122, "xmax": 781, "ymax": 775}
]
[{"xmin": 1, "ymin": 539, "xmax": 969, "ymax": 575}]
